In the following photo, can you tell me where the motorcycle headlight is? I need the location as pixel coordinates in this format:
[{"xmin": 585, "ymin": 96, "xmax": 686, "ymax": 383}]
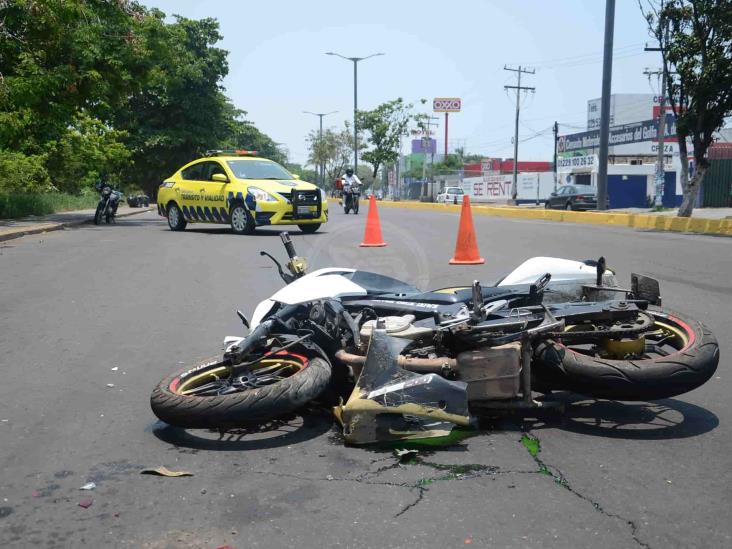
[
  {"xmin": 102, "ymin": 186, "xmax": 111, "ymax": 196},
  {"xmin": 247, "ymin": 186, "xmax": 278, "ymax": 202}
]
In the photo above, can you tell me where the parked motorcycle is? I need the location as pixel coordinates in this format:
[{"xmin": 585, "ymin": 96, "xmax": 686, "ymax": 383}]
[
  {"xmin": 151, "ymin": 233, "xmax": 719, "ymax": 444},
  {"xmin": 343, "ymin": 183, "xmax": 360, "ymax": 214},
  {"xmin": 94, "ymin": 181, "xmax": 122, "ymax": 225}
]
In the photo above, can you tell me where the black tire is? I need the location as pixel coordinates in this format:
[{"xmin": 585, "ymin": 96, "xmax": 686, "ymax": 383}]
[
  {"xmin": 167, "ymin": 203, "xmax": 187, "ymax": 231},
  {"xmin": 354, "ymin": 200, "xmax": 359, "ymax": 214},
  {"xmin": 150, "ymin": 355, "xmax": 332, "ymax": 428},
  {"xmin": 534, "ymin": 309, "xmax": 719, "ymax": 401},
  {"xmin": 298, "ymin": 224, "xmax": 320, "ymax": 234},
  {"xmin": 94, "ymin": 203, "xmax": 104, "ymax": 225},
  {"xmin": 230, "ymin": 203, "xmax": 255, "ymax": 235},
  {"xmin": 565, "ymin": 202, "xmax": 573, "ymax": 211},
  {"xmin": 344, "ymin": 207, "xmax": 350, "ymax": 214}
]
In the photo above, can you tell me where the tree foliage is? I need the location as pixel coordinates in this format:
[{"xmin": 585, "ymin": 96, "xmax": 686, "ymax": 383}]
[
  {"xmin": 356, "ymin": 98, "xmax": 414, "ymax": 178},
  {"xmin": 642, "ymin": 0, "xmax": 732, "ymax": 216},
  {"xmin": 306, "ymin": 123, "xmax": 356, "ymax": 186},
  {"xmin": 0, "ymin": 1, "xmax": 283, "ymax": 198}
]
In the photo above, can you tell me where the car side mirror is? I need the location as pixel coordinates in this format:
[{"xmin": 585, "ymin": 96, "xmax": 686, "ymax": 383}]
[
  {"xmin": 292, "ymin": 174, "xmax": 301, "ymax": 180},
  {"xmin": 211, "ymin": 173, "xmax": 229, "ymax": 183},
  {"xmin": 550, "ymin": 192, "xmax": 557, "ymax": 196}
]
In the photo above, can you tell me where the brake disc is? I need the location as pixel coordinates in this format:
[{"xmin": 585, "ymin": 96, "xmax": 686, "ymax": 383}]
[{"xmin": 550, "ymin": 311, "xmax": 655, "ymax": 342}]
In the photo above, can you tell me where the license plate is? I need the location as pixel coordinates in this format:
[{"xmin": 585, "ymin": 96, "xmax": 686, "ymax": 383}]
[{"xmin": 297, "ymin": 206, "xmax": 311, "ymax": 215}]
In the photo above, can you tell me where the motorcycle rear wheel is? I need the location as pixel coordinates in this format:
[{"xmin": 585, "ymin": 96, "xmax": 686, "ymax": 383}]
[
  {"xmin": 534, "ymin": 309, "xmax": 719, "ymax": 400},
  {"xmin": 150, "ymin": 352, "xmax": 331, "ymax": 428}
]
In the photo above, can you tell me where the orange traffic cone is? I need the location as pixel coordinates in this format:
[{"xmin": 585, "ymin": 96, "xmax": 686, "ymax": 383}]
[
  {"xmin": 360, "ymin": 195, "xmax": 387, "ymax": 247},
  {"xmin": 449, "ymin": 195, "xmax": 485, "ymax": 265}
]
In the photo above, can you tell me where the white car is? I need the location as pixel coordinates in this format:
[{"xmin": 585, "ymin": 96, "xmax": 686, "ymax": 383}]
[{"xmin": 436, "ymin": 186, "xmax": 464, "ymax": 203}]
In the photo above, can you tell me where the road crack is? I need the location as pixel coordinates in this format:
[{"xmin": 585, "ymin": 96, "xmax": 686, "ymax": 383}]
[{"xmin": 521, "ymin": 432, "xmax": 651, "ymax": 549}]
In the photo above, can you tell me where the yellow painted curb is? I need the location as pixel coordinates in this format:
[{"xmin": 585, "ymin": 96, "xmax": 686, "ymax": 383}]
[{"xmin": 337, "ymin": 199, "xmax": 732, "ymax": 237}]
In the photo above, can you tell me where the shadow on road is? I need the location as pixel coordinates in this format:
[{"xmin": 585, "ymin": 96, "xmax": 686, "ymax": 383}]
[
  {"xmin": 519, "ymin": 393, "xmax": 719, "ymax": 440},
  {"xmin": 149, "ymin": 408, "xmax": 334, "ymax": 452}
]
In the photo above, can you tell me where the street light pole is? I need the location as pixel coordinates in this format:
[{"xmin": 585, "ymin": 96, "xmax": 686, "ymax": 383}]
[
  {"xmin": 303, "ymin": 110, "xmax": 337, "ymax": 187},
  {"xmin": 326, "ymin": 51, "xmax": 384, "ymax": 174}
]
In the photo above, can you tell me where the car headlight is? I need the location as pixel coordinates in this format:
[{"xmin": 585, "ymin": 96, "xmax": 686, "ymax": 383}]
[{"xmin": 247, "ymin": 187, "xmax": 278, "ymax": 202}]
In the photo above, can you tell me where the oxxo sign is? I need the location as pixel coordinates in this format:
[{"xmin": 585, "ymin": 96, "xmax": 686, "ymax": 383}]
[{"xmin": 433, "ymin": 97, "xmax": 461, "ymax": 112}]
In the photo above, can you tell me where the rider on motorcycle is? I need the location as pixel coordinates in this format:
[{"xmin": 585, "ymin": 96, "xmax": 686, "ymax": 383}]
[{"xmin": 342, "ymin": 168, "xmax": 361, "ymax": 195}]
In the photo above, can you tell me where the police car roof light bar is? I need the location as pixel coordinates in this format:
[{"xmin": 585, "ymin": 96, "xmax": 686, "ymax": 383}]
[{"xmin": 205, "ymin": 149, "xmax": 259, "ymax": 157}]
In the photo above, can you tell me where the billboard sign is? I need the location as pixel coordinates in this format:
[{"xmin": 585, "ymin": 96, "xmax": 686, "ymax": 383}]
[
  {"xmin": 411, "ymin": 138, "xmax": 436, "ymax": 154},
  {"xmin": 558, "ymin": 115, "xmax": 676, "ymax": 155},
  {"xmin": 433, "ymin": 97, "xmax": 461, "ymax": 112}
]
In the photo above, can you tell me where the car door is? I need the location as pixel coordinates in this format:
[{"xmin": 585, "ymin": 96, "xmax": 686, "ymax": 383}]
[
  {"xmin": 200, "ymin": 161, "xmax": 229, "ymax": 223},
  {"xmin": 564, "ymin": 186, "xmax": 577, "ymax": 207},
  {"xmin": 550, "ymin": 186, "xmax": 565, "ymax": 208},
  {"xmin": 178, "ymin": 161, "xmax": 206, "ymax": 221}
]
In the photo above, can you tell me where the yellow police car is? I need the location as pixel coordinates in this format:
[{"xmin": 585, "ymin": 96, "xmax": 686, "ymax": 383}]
[{"xmin": 157, "ymin": 151, "xmax": 328, "ymax": 234}]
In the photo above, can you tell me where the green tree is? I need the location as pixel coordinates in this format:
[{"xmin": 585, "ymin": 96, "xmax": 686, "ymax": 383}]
[
  {"xmin": 113, "ymin": 11, "xmax": 234, "ymax": 194},
  {"xmin": 642, "ymin": 0, "xmax": 732, "ymax": 217},
  {"xmin": 356, "ymin": 98, "xmax": 414, "ymax": 178},
  {"xmin": 306, "ymin": 123, "xmax": 356, "ymax": 185}
]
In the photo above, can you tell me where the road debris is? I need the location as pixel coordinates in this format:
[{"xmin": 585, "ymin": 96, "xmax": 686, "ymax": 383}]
[
  {"xmin": 79, "ymin": 482, "xmax": 96, "ymax": 491},
  {"xmin": 106, "ymin": 383, "xmax": 115, "ymax": 388},
  {"xmin": 78, "ymin": 498, "xmax": 93, "ymax": 509},
  {"xmin": 111, "ymin": 367, "xmax": 118, "ymax": 371},
  {"xmin": 140, "ymin": 466, "xmax": 193, "ymax": 477},
  {"xmin": 395, "ymin": 448, "xmax": 419, "ymax": 463}
]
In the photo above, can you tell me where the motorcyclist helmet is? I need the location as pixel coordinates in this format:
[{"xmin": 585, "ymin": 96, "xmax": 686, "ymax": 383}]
[{"xmin": 345, "ymin": 168, "xmax": 354, "ymax": 177}]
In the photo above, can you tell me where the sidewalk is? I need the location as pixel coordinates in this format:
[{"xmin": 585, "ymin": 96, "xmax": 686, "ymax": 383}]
[{"xmin": 0, "ymin": 205, "xmax": 155, "ymax": 242}]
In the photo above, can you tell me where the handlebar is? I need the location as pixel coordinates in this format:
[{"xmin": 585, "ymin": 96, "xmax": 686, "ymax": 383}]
[{"xmin": 281, "ymin": 232, "xmax": 297, "ymax": 260}]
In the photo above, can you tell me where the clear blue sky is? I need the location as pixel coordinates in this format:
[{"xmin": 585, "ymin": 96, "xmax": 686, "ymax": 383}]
[{"xmin": 145, "ymin": 0, "xmax": 662, "ymax": 166}]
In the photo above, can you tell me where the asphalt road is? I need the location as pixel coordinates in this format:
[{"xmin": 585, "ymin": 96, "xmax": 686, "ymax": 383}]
[{"xmin": 1, "ymin": 207, "xmax": 730, "ymax": 548}]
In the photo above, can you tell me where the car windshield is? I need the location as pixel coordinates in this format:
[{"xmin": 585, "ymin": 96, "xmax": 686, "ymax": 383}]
[
  {"xmin": 226, "ymin": 159, "xmax": 293, "ymax": 180},
  {"xmin": 446, "ymin": 188, "xmax": 464, "ymax": 194}
]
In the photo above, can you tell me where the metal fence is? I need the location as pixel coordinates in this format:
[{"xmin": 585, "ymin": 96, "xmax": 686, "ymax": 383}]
[{"xmin": 702, "ymin": 159, "xmax": 732, "ymax": 207}]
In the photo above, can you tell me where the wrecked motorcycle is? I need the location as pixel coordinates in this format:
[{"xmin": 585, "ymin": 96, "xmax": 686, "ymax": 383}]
[{"xmin": 151, "ymin": 233, "xmax": 719, "ymax": 444}]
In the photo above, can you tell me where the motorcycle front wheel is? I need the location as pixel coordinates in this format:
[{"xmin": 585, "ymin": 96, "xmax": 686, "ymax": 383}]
[
  {"xmin": 150, "ymin": 352, "xmax": 331, "ymax": 428},
  {"xmin": 534, "ymin": 309, "xmax": 719, "ymax": 401},
  {"xmin": 94, "ymin": 203, "xmax": 105, "ymax": 225}
]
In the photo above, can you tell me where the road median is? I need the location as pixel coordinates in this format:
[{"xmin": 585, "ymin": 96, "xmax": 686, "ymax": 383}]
[{"xmin": 333, "ymin": 199, "xmax": 732, "ymax": 237}]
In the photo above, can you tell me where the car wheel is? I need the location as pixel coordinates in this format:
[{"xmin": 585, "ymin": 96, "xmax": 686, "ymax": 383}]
[
  {"xmin": 298, "ymin": 224, "xmax": 320, "ymax": 234},
  {"xmin": 167, "ymin": 203, "xmax": 187, "ymax": 231},
  {"xmin": 565, "ymin": 202, "xmax": 573, "ymax": 211},
  {"xmin": 230, "ymin": 204, "xmax": 255, "ymax": 235}
]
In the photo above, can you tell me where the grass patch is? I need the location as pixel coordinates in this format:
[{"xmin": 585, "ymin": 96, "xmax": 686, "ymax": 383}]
[{"xmin": 0, "ymin": 193, "xmax": 99, "ymax": 219}]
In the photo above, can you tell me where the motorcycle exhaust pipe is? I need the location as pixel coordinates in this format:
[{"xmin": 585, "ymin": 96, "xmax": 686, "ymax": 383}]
[{"xmin": 334, "ymin": 350, "xmax": 457, "ymax": 376}]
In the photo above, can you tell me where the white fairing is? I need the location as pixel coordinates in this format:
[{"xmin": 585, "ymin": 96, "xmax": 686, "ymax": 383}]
[
  {"xmin": 250, "ymin": 268, "xmax": 366, "ymax": 327},
  {"xmin": 498, "ymin": 256, "xmax": 617, "ymax": 301},
  {"xmin": 249, "ymin": 258, "xmax": 618, "ymax": 328}
]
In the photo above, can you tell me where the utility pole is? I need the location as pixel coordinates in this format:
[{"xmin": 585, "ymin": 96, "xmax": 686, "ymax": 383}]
[
  {"xmin": 504, "ymin": 65, "xmax": 535, "ymax": 204},
  {"xmin": 553, "ymin": 121, "xmax": 559, "ymax": 191},
  {"xmin": 645, "ymin": 18, "xmax": 670, "ymax": 209},
  {"xmin": 596, "ymin": 0, "xmax": 616, "ymax": 210},
  {"xmin": 303, "ymin": 111, "xmax": 337, "ymax": 187}
]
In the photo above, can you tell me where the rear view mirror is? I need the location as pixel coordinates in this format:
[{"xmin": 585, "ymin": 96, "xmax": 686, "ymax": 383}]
[
  {"xmin": 550, "ymin": 192, "xmax": 557, "ymax": 197},
  {"xmin": 211, "ymin": 173, "xmax": 228, "ymax": 183}
]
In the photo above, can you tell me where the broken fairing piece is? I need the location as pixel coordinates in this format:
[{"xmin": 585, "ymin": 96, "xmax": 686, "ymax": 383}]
[
  {"xmin": 335, "ymin": 329, "xmax": 472, "ymax": 445},
  {"xmin": 139, "ymin": 466, "xmax": 193, "ymax": 477},
  {"xmin": 79, "ymin": 482, "xmax": 96, "ymax": 491}
]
